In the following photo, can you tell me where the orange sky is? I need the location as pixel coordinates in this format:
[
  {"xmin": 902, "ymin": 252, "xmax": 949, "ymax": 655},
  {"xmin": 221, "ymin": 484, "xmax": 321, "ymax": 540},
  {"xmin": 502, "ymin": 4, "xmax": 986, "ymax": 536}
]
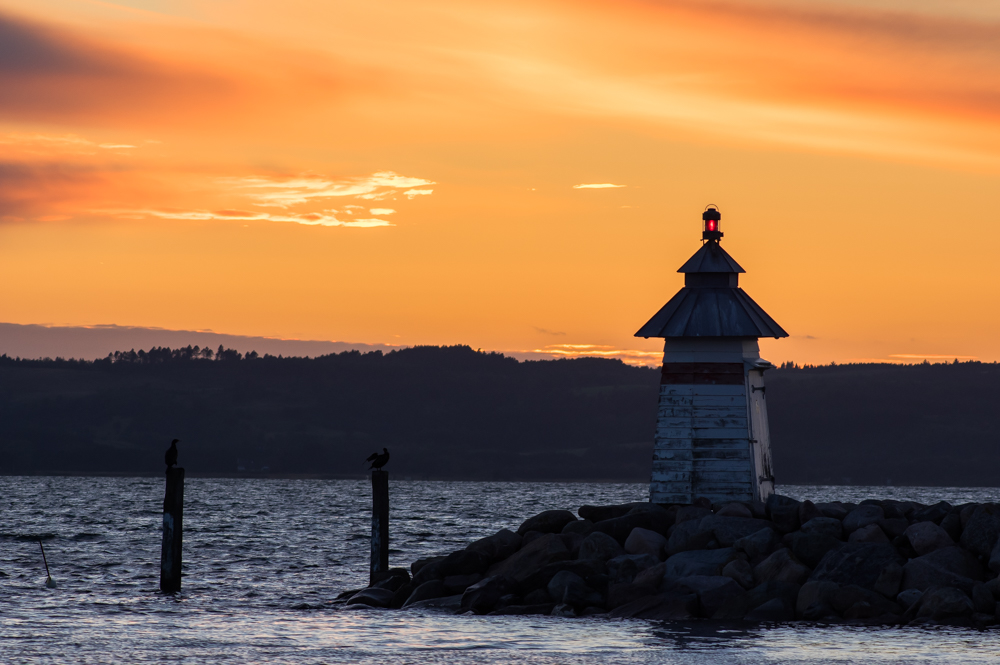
[{"xmin": 1, "ymin": 0, "xmax": 999, "ymax": 366}]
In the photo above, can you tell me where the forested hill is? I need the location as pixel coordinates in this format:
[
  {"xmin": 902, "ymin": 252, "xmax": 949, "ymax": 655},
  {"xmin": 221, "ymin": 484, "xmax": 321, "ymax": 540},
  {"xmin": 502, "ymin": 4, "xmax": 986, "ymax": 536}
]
[{"xmin": 0, "ymin": 346, "xmax": 998, "ymax": 486}]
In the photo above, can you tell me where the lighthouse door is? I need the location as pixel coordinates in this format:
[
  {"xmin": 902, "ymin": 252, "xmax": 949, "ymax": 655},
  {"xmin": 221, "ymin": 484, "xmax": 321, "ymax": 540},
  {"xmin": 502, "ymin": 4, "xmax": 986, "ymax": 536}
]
[{"xmin": 747, "ymin": 369, "xmax": 775, "ymax": 501}]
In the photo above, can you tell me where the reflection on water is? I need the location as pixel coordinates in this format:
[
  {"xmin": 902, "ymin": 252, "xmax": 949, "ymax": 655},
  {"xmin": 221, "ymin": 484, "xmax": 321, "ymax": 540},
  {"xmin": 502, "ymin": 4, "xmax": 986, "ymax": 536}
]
[{"xmin": 1, "ymin": 477, "xmax": 997, "ymax": 663}]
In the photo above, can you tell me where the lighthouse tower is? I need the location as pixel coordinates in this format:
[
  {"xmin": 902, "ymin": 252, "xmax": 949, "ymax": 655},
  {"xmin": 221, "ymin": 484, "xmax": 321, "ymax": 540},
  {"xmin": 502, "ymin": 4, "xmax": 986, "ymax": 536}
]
[{"xmin": 636, "ymin": 207, "xmax": 787, "ymax": 505}]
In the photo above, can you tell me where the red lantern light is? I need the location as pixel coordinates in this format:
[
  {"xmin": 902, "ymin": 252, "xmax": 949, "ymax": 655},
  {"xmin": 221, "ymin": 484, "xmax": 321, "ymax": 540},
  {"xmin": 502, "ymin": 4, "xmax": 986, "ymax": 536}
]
[{"xmin": 702, "ymin": 206, "xmax": 722, "ymax": 241}]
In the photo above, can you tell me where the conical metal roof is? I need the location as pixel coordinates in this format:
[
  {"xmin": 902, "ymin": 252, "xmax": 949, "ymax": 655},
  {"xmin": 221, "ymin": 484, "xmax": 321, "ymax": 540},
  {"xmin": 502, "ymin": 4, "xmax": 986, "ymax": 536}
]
[{"xmin": 635, "ymin": 239, "xmax": 787, "ymax": 339}]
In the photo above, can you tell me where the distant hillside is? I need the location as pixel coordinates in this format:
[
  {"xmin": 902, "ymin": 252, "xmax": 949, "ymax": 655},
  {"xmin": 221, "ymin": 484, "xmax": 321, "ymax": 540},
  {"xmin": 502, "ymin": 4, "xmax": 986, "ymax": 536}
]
[{"xmin": 0, "ymin": 347, "xmax": 997, "ymax": 485}]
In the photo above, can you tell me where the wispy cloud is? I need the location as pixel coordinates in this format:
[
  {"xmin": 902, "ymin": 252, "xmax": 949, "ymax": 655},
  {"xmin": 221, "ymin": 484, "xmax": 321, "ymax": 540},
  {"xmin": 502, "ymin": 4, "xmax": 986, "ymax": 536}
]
[
  {"xmin": 533, "ymin": 327, "xmax": 566, "ymax": 336},
  {"xmin": 531, "ymin": 344, "xmax": 661, "ymax": 366},
  {"xmin": 573, "ymin": 183, "xmax": 626, "ymax": 189},
  {"xmin": 369, "ymin": 208, "xmax": 395, "ymax": 215},
  {"xmin": 101, "ymin": 208, "xmax": 392, "ymax": 228},
  {"xmin": 225, "ymin": 172, "xmax": 435, "ymax": 207}
]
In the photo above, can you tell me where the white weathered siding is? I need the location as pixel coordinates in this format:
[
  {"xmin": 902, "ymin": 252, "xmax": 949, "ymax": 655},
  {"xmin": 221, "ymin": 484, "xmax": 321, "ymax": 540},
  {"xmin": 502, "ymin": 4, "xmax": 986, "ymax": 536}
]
[{"xmin": 747, "ymin": 369, "xmax": 774, "ymax": 501}]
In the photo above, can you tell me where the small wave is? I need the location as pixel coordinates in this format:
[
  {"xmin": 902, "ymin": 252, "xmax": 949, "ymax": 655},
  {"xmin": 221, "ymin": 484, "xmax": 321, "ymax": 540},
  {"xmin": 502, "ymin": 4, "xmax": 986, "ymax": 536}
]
[
  {"xmin": 72, "ymin": 533, "xmax": 103, "ymax": 541},
  {"xmin": 1, "ymin": 532, "xmax": 57, "ymax": 542}
]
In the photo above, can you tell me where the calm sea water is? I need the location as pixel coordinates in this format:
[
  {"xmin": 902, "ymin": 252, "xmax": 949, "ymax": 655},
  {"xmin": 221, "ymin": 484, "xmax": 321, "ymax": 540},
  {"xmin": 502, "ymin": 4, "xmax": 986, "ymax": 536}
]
[{"xmin": 2, "ymin": 477, "xmax": 999, "ymax": 664}]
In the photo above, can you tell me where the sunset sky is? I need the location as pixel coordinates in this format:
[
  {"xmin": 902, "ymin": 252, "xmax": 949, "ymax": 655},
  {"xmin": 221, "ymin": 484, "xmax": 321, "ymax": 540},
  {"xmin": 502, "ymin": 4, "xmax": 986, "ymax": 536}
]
[{"xmin": 2, "ymin": 0, "xmax": 999, "ymax": 366}]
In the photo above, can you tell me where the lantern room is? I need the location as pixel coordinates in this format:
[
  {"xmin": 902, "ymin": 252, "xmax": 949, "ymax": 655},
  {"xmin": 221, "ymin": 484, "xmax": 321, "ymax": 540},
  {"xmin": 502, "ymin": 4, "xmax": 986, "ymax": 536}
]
[{"xmin": 636, "ymin": 207, "xmax": 788, "ymax": 505}]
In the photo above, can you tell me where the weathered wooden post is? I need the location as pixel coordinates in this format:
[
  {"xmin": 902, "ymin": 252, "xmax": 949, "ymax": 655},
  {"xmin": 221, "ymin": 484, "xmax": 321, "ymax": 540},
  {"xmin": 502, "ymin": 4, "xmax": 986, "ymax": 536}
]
[
  {"xmin": 370, "ymin": 470, "xmax": 389, "ymax": 584},
  {"xmin": 636, "ymin": 206, "xmax": 788, "ymax": 504},
  {"xmin": 160, "ymin": 467, "xmax": 185, "ymax": 593}
]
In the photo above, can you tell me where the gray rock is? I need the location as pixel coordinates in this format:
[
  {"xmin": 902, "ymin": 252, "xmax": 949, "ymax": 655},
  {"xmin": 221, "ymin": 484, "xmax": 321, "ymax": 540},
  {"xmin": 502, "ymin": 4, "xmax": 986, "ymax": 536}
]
[
  {"xmin": 901, "ymin": 546, "xmax": 984, "ymax": 593},
  {"xmin": 522, "ymin": 531, "xmax": 544, "ymax": 547},
  {"xmin": 578, "ymin": 502, "xmax": 647, "ymax": 523},
  {"xmin": 990, "ymin": 537, "xmax": 1000, "ymax": 574},
  {"xmin": 896, "ymin": 588, "xmax": 923, "ymax": 609},
  {"xmin": 401, "ymin": 594, "xmax": 464, "ymax": 612},
  {"xmin": 523, "ymin": 588, "xmax": 551, "ymax": 604},
  {"xmin": 676, "ymin": 505, "xmax": 713, "ymax": 524},
  {"xmin": 347, "ymin": 587, "xmax": 395, "ymax": 608},
  {"xmin": 796, "ymin": 580, "xmax": 840, "ymax": 619},
  {"xmin": 787, "ymin": 532, "xmax": 844, "ymax": 569},
  {"xmin": 798, "ymin": 500, "xmax": 823, "ymax": 526},
  {"xmin": 461, "ymin": 576, "xmax": 513, "ymax": 614},
  {"xmin": 609, "ymin": 591, "xmax": 698, "ymax": 619},
  {"xmin": 515, "ymin": 559, "xmax": 607, "ymax": 596},
  {"xmin": 917, "ymin": 586, "xmax": 974, "ymax": 619},
  {"xmin": 699, "ymin": 516, "xmax": 777, "ymax": 547},
  {"xmin": 547, "ymin": 570, "xmax": 602, "ymax": 608},
  {"xmin": 561, "ymin": 532, "xmax": 585, "ymax": 558},
  {"xmin": 625, "ymin": 527, "xmax": 667, "ymax": 559},
  {"xmin": 633, "ymin": 561, "xmax": 667, "ymax": 587},
  {"xmin": 518, "ymin": 510, "xmax": 578, "ymax": 536},
  {"xmin": 810, "ymin": 543, "xmax": 903, "ymax": 591},
  {"xmin": 606, "ymin": 580, "xmax": 660, "ymax": 609},
  {"xmin": 960, "ymin": 504, "xmax": 979, "ymax": 527},
  {"xmin": 466, "ymin": 528, "xmax": 523, "ymax": 563},
  {"xmin": 769, "ymin": 505, "xmax": 800, "ymax": 535},
  {"xmin": 675, "ymin": 575, "xmax": 746, "ymax": 617},
  {"xmin": 905, "ymin": 521, "xmax": 955, "ymax": 556},
  {"xmin": 664, "ymin": 548, "xmax": 738, "ymax": 577},
  {"xmin": 911, "ymin": 501, "xmax": 951, "ymax": 525},
  {"xmin": 561, "ymin": 519, "xmax": 595, "ymax": 536},
  {"xmin": 874, "ymin": 562, "xmax": 903, "ymax": 599},
  {"xmin": 578, "ymin": 531, "xmax": 625, "ymax": 562},
  {"xmin": 843, "ymin": 505, "xmax": 884, "ymax": 535},
  {"xmin": 390, "ymin": 582, "xmax": 415, "ymax": 608},
  {"xmin": 488, "ymin": 533, "xmax": 570, "ymax": 583},
  {"xmin": 849, "ymin": 523, "xmax": 890, "ymax": 544},
  {"xmin": 960, "ymin": 505, "xmax": 1000, "ymax": 557},
  {"xmin": 722, "ymin": 559, "xmax": 755, "ymax": 589},
  {"xmin": 816, "ymin": 502, "xmax": 848, "ymax": 520},
  {"xmin": 550, "ymin": 603, "xmax": 576, "ymax": 617},
  {"xmin": 973, "ymin": 582, "xmax": 997, "ymax": 615},
  {"xmin": 443, "ymin": 573, "xmax": 483, "ymax": 595},
  {"xmin": 627, "ymin": 504, "xmax": 674, "ymax": 536},
  {"xmin": 879, "ymin": 518, "xmax": 910, "ymax": 539},
  {"xmin": 745, "ymin": 597, "xmax": 794, "ymax": 621},
  {"xmin": 403, "ymin": 580, "xmax": 448, "ymax": 607},
  {"xmin": 488, "ymin": 603, "xmax": 556, "ymax": 615},
  {"xmin": 986, "ymin": 577, "xmax": 1000, "ymax": 600},
  {"xmin": 734, "ymin": 527, "xmax": 780, "ymax": 562},
  {"xmin": 592, "ymin": 512, "xmax": 658, "ymax": 545},
  {"xmin": 410, "ymin": 555, "xmax": 445, "ymax": 576},
  {"xmin": 830, "ymin": 584, "xmax": 901, "ymax": 616},
  {"xmin": 716, "ymin": 503, "xmax": 752, "ymax": 518},
  {"xmin": 801, "ymin": 517, "xmax": 844, "ymax": 540},
  {"xmin": 940, "ymin": 512, "xmax": 962, "ymax": 542},
  {"xmin": 436, "ymin": 549, "xmax": 492, "ymax": 578},
  {"xmin": 607, "ymin": 553, "xmax": 660, "ymax": 584},
  {"xmin": 754, "ymin": 548, "xmax": 810, "ymax": 585},
  {"xmin": 666, "ymin": 519, "xmax": 713, "ymax": 556}
]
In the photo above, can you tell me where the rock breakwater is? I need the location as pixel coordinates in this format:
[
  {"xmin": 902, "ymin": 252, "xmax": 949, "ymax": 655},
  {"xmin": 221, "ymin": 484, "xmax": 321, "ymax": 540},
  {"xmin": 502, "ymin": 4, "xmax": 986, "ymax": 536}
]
[{"xmin": 339, "ymin": 495, "xmax": 1000, "ymax": 627}]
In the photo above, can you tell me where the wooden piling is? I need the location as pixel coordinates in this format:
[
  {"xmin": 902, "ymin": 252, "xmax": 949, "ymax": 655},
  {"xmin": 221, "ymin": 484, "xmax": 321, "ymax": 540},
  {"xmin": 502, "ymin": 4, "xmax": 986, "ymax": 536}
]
[
  {"xmin": 160, "ymin": 467, "xmax": 185, "ymax": 593},
  {"xmin": 370, "ymin": 470, "xmax": 389, "ymax": 584}
]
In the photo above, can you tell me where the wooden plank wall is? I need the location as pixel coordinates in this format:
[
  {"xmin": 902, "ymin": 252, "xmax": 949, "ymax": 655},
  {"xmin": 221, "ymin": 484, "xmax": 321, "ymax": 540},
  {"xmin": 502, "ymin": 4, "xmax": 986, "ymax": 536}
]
[{"xmin": 650, "ymin": 381, "xmax": 756, "ymax": 504}]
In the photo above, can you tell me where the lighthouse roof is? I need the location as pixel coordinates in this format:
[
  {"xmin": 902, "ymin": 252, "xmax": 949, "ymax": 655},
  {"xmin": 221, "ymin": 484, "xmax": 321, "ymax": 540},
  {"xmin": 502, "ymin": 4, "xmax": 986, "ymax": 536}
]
[
  {"xmin": 678, "ymin": 241, "xmax": 745, "ymax": 273},
  {"xmin": 635, "ymin": 287, "xmax": 787, "ymax": 338}
]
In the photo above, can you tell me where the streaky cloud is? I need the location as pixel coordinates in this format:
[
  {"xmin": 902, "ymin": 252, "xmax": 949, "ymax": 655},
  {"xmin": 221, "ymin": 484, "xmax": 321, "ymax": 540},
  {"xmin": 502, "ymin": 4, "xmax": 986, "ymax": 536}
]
[{"xmin": 573, "ymin": 183, "xmax": 626, "ymax": 189}]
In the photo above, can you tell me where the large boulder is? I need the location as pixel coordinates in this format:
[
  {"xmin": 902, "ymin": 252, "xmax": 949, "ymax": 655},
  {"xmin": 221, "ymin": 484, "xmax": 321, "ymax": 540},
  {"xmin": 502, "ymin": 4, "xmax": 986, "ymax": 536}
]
[
  {"xmin": 843, "ymin": 505, "xmax": 884, "ymax": 535},
  {"xmin": 816, "ymin": 502, "xmax": 849, "ymax": 520},
  {"xmin": 607, "ymin": 553, "xmax": 660, "ymax": 585},
  {"xmin": 664, "ymin": 548, "xmax": 739, "ymax": 577},
  {"xmin": 753, "ymin": 548, "xmax": 810, "ymax": 585},
  {"xmin": 722, "ymin": 559, "xmax": 755, "ymax": 589},
  {"xmin": 711, "ymin": 580, "xmax": 800, "ymax": 620},
  {"xmin": 676, "ymin": 505, "xmax": 713, "ymax": 524},
  {"xmin": 796, "ymin": 580, "xmax": 840, "ymax": 619},
  {"xmin": 699, "ymin": 515, "xmax": 777, "ymax": 547},
  {"xmin": 917, "ymin": 586, "xmax": 974, "ymax": 619},
  {"xmin": 467, "ymin": 529, "xmax": 523, "ymax": 562},
  {"xmin": 347, "ymin": 587, "xmax": 395, "ymax": 608},
  {"xmin": 809, "ymin": 542, "xmax": 903, "ymax": 591},
  {"xmin": 606, "ymin": 580, "xmax": 660, "ymax": 609},
  {"xmin": 960, "ymin": 504, "xmax": 1000, "ymax": 557},
  {"xmin": 849, "ymin": 523, "xmax": 890, "ymax": 544},
  {"xmin": 547, "ymin": 570, "xmax": 603, "ymax": 608},
  {"xmin": 716, "ymin": 502, "xmax": 752, "ymax": 518},
  {"xmin": 830, "ymin": 584, "xmax": 901, "ymax": 617},
  {"xmin": 734, "ymin": 527, "xmax": 780, "ymax": 563},
  {"xmin": 443, "ymin": 573, "xmax": 483, "ymax": 595},
  {"xmin": 744, "ymin": 597, "xmax": 794, "ymax": 621},
  {"xmin": 801, "ymin": 517, "xmax": 844, "ymax": 540},
  {"xmin": 879, "ymin": 518, "xmax": 909, "ymax": 540},
  {"xmin": 904, "ymin": 522, "xmax": 954, "ymax": 556},
  {"xmin": 579, "ymin": 502, "xmax": 648, "ymax": 523},
  {"xmin": 518, "ymin": 510, "xmax": 578, "ymax": 536},
  {"xmin": 412, "ymin": 549, "xmax": 490, "ymax": 586},
  {"xmin": 608, "ymin": 591, "xmax": 698, "ymax": 620},
  {"xmin": 912, "ymin": 501, "xmax": 952, "ymax": 525},
  {"xmin": 578, "ymin": 531, "xmax": 625, "ymax": 561},
  {"xmin": 461, "ymin": 576, "xmax": 513, "ymax": 614},
  {"xmin": 786, "ymin": 532, "xmax": 844, "ymax": 569},
  {"xmin": 625, "ymin": 528, "xmax": 667, "ymax": 559},
  {"xmin": 562, "ymin": 519, "xmax": 595, "ymax": 536},
  {"xmin": 488, "ymin": 533, "xmax": 570, "ymax": 583},
  {"xmin": 666, "ymin": 519, "xmax": 713, "ymax": 556},
  {"xmin": 403, "ymin": 580, "xmax": 448, "ymax": 607},
  {"xmin": 973, "ymin": 582, "xmax": 997, "ymax": 615},
  {"xmin": 674, "ymin": 575, "xmax": 746, "ymax": 617},
  {"xmin": 990, "ymin": 538, "xmax": 1000, "ymax": 574},
  {"xmin": 592, "ymin": 512, "xmax": 657, "ymax": 545},
  {"xmin": 901, "ymin": 546, "xmax": 984, "ymax": 593},
  {"xmin": 939, "ymin": 513, "xmax": 962, "ymax": 541},
  {"xmin": 515, "ymin": 558, "xmax": 607, "ymax": 596},
  {"xmin": 798, "ymin": 500, "xmax": 823, "ymax": 526},
  {"xmin": 766, "ymin": 494, "xmax": 801, "ymax": 534}
]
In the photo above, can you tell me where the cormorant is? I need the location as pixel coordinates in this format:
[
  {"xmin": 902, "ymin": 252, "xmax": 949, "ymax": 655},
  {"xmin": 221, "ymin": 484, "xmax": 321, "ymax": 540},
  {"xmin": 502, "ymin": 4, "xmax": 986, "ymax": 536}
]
[
  {"xmin": 364, "ymin": 447, "xmax": 390, "ymax": 471},
  {"xmin": 165, "ymin": 439, "xmax": 179, "ymax": 471}
]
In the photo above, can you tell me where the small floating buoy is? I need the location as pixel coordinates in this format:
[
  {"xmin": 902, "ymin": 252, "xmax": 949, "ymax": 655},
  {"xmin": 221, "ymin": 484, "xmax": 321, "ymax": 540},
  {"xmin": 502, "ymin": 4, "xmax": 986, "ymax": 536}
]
[{"xmin": 38, "ymin": 540, "xmax": 57, "ymax": 589}]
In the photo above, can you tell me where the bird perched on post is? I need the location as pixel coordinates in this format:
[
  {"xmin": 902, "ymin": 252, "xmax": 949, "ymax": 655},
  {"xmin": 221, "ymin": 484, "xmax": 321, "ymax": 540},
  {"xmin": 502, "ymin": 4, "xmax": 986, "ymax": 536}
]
[
  {"xmin": 364, "ymin": 447, "xmax": 390, "ymax": 471},
  {"xmin": 165, "ymin": 439, "xmax": 179, "ymax": 471}
]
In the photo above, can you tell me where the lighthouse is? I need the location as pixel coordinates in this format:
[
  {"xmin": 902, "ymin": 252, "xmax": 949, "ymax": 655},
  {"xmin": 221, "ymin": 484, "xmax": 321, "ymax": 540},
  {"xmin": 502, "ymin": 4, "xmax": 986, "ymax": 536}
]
[{"xmin": 636, "ymin": 207, "xmax": 787, "ymax": 505}]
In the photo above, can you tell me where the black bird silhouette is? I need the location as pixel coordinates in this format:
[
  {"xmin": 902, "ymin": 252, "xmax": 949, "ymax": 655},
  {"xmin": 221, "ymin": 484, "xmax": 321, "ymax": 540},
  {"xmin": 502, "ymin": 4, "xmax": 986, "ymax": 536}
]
[
  {"xmin": 364, "ymin": 447, "xmax": 390, "ymax": 471},
  {"xmin": 165, "ymin": 439, "xmax": 179, "ymax": 471}
]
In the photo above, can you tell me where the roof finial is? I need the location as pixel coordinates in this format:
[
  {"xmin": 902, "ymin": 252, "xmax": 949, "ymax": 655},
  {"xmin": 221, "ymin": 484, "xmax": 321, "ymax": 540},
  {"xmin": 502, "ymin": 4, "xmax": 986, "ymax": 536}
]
[{"xmin": 702, "ymin": 205, "xmax": 722, "ymax": 242}]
